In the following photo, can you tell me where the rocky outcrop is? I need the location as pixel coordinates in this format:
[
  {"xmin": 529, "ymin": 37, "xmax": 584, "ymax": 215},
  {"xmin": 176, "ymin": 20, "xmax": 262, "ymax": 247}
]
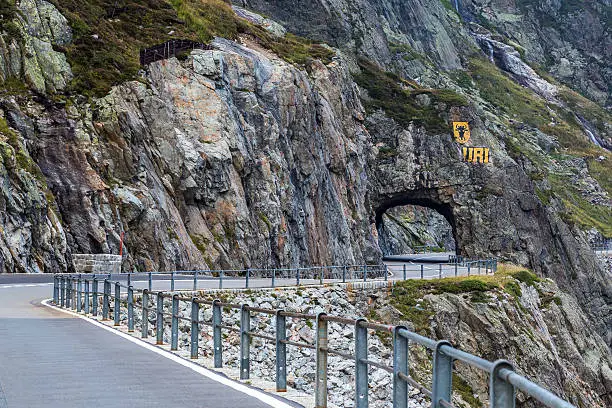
[
  {"xmin": 473, "ymin": 34, "xmax": 558, "ymax": 100},
  {"xmin": 0, "ymin": 0, "xmax": 72, "ymax": 93},
  {"xmin": 428, "ymin": 278, "xmax": 612, "ymax": 407},
  {"xmin": 460, "ymin": 0, "xmax": 611, "ymax": 106}
]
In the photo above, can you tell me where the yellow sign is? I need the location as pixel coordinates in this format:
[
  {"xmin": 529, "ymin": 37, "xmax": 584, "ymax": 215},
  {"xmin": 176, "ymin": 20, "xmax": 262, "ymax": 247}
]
[
  {"xmin": 453, "ymin": 122, "xmax": 471, "ymax": 144},
  {"xmin": 462, "ymin": 147, "xmax": 490, "ymax": 163}
]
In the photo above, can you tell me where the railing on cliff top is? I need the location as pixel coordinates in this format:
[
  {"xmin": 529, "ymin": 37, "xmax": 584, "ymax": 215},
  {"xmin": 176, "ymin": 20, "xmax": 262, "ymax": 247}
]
[
  {"xmin": 139, "ymin": 39, "xmax": 213, "ymax": 66},
  {"xmin": 51, "ymin": 262, "xmax": 574, "ymax": 408}
]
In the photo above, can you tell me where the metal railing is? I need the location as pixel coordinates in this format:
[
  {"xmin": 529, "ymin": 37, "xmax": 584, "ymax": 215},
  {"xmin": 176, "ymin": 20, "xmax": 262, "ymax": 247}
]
[{"xmin": 52, "ymin": 269, "xmax": 575, "ymax": 408}]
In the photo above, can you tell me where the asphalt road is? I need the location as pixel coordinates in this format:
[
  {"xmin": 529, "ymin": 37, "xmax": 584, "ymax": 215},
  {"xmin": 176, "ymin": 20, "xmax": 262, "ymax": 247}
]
[{"xmin": 0, "ymin": 284, "xmax": 289, "ymax": 408}]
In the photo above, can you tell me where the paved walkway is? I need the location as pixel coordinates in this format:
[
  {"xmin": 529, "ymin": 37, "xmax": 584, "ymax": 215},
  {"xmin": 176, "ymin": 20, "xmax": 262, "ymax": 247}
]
[{"xmin": 0, "ymin": 285, "xmax": 285, "ymax": 408}]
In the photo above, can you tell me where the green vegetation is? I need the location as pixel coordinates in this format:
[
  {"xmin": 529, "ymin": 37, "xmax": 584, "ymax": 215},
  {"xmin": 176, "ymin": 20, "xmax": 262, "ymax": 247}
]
[
  {"xmin": 453, "ymin": 373, "xmax": 483, "ymax": 408},
  {"xmin": 258, "ymin": 212, "xmax": 272, "ymax": 230},
  {"xmin": 467, "ymin": 56, "xmax": 612, "ymax": 236},
  {"xmin": 549, "ymin": 174, "xmax": 612, "ymax": 237},
  {"xmin": 377, "ymin": 145, "xmax": 398, "ymax": 159},
  {"xmin": 190, "ymin": 233, "xmax": 216, "ymax": 267},
  {"xmin": 354, "ymin": 58, "xmax": 468, "ymax": 133},
  {"xmin": 468, "ymin": 57, "xmax": 551, "ymax": 128},
  {"xmin": 388, "ymin": 42, "xmax": 430, "ymax": 65},
  {"xmin": 391, "ymin": 278, "xmax": 496, "ymax": 333},
  {"xmin": 449, "ymin": 70, "xmax": 473, "ymax": 89},
  {"xmin": 0, "ymin": 117, "xmax": 42, "ymax": 178},
  {"xmin": 0, "ymin": 0, "xmax": 20, "ymax": 40},
  {"xmin": 390, "ymin": 264, "xmax": 547, "ymax": 333},
  {"xmin": 48, "ymin": 0, "xmax": 334, "ymax": 97}
]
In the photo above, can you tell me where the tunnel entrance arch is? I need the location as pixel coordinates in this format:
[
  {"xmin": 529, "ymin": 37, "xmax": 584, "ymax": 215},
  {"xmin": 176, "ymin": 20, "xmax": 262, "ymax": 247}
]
[{"xmin": 373, "ymin": 192, "xmax": 459, "ymax": 257}]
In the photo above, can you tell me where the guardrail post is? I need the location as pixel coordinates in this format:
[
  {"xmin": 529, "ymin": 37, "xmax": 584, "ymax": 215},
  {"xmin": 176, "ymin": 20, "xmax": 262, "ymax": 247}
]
[
  {"xmin": 84, "ymin": 279, "xmax": 90, "ymax": 314},
  {"xmin": 315, "ymin": 312, "xmax": 328, "ymax": 408},
  {"xmin": 342, "ymin": 265, "xmax": 347, "ymax": 283},
  {"xmin": 432, "ymin": 341, "xmax": 453, "ymax": 408},
  {"xmin": 490, "ymin": 360, "xmax": 515, "ymax": 408},
  {"xmin": 148, "ymin": 272, "xmax": 152, "ymax": 291},
  {"xmin": 240, "ymin": 305, "xmax": 251, "ymax": 379},
  {"xmin": 275, "ymin": 310, "xmax": 287, "ymax": 392},
  {"xmin": 156, "ymin": 292, "xmax": 164, "ymax": 345},
  {"xmin": 403, "ymin": 264, "xmax": 406, "ymax": 280},
  {"xmin": 114, "ymin": 282, "xmax": 121, "ymax": 326},
  {"xmin": 245, "ymin": 268, "xmax": 250, "ymax": 289},
  {"xmin": 127, "ymin": 285, "xmax": 134, "ymax": 332},
  {"xmin": 53, "ymin": 276, "xmax": 59, "ymax": 304},
  {"xmin": 363, "ymin": 265, "xmax": 367, "ymax": 282},
  {"xmin": 319, "ymin": 266, "xmax": 323, "ymax": 284},
  {"xmin": 127, "ymin": 272, "xmax": 131, "ymax": 287},
  {"xmin": 420, "ymin": 264, "xmax": 424, "ymax": 280},
  {"xmin": 455, "ymin": 260, "xmax": 458, "ymax": 277},
  {"xmin": 219, "ymin": 270, "xmax": 223, "ymax": 289},
  {"xmin": 193, "ymin": 271, "xmax": 198, "ymax": 291},
  {"xmin": 60, "ymin": 277, "xmax": 65, "ymax": 307},
  {"xmin": 92, "ymin": 278, "xmax": 98, "ymax": 316},
  {"xmin": 467, "ymin": 264, "xmax": 471, "ymax": 276},
  {"xmin": 385, "ymin": 264, "xmax": 389, "ymax": 281},
  {"xmin": 102, "ymin": 279, "xmax": 110, "ymax": 320},
  {"xmin": 171, "ymin": 295, "xmax": 179, "ymax": 350},
  {"xmin": 66, "ymin": 277, "xmax": 72, "ymax": 309},
  {"xmin": 478, "ymin": 261, "xmax": 481, "ymax": 275},
  {"xmin": 171, "ymin": 271, "xmax": 175, "ymax": 291},
  {"xmin": 438, "ymin": 264, "xmax": 442, "ymax": 279},
  {"xmin": 393, "ymin": 326, "xmax": 409, "ymax": 408},
  {"xmin": 355, "ymin": 319, "xmax": 368, "ymax": 408},
  {"xmin": 190, "ymin": 298, "xmax": 199, "ymax": 359},
  {"xmin": 142, "ymin": 289, "xmax": 149, "ymax": 338},
  {"xmin": 272, "ymin": 268, "xmax": 276, "ymax": 287},
  {"xmin": 213, "ymin": 299, "xmax": 222, "ymax": 368},
  {"xmin": 296, "ymin": 268, "xmax": 300, "ymax": 286}
]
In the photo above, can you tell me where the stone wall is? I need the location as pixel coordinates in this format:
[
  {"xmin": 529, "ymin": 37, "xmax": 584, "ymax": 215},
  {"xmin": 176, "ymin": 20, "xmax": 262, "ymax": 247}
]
[{"xmin": 72, "ymin": 254, "xmax": 122, "ymax": 274}]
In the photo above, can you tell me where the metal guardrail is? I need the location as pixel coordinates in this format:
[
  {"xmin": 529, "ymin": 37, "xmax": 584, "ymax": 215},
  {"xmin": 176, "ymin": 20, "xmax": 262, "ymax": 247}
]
[{"xmin": 52, "ymin": 265, "xmax": 575, "ymax": 408}]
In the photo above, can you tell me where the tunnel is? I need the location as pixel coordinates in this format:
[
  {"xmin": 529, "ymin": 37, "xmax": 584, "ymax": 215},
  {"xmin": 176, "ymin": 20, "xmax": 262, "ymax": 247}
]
[{"xmin": 374, "ymin": 192, "xmax": 458, "ymax": 257}]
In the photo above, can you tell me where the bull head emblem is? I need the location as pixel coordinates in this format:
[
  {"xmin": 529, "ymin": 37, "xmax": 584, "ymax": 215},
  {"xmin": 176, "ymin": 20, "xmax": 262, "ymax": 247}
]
[{"xmin": 453, "ymin": 122, "xmax": 470, "ymax": 144}]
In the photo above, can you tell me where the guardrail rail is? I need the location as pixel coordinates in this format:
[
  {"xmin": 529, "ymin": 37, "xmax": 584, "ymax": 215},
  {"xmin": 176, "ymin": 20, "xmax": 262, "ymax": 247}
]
[{"xmin": 51, "ymin": 263, "xmax": 574, "ymax": 408}]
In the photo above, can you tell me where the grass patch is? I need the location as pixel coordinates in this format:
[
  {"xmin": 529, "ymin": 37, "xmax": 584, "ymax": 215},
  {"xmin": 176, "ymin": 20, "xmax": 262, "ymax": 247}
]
[
  {"xmin": 354, "ymin": 58, "xmax": 468, "ymax": 132},
  {"xmin": 453, "ymin": 373, "xmax": 483, "ymax": 408},
  {"xmin": 549, "ymin": 173, "xmax": 612, "ymax": 237},
  {"xmin": 390, "ymin": 276, "xmax": 499, "ymax": 333},
  {"xmin": 377, "ymin": 145, "xmax": 398, "ymax": 159},
  {"xmin": 389, "ymin": 41, "xmax": 430, "ymax": 65}
]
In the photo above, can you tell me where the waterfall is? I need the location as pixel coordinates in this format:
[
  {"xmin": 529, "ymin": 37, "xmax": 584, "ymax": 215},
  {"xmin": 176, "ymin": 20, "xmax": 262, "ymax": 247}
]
[
  {"xmin": 486, "ymin": 40, "xmax": 494, "ymax": 63},
  {"xmin": 585, "ymin": 129, "xmax": 602, "ymax": 147},
  {"xmin": 576, "ymin": 114, "xmax": 605, "ymax": 149}
]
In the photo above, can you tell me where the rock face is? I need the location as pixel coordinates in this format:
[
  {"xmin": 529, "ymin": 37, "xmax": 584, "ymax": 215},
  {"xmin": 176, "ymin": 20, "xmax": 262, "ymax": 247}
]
[
  {"xmin": 461, "ymin": 0, "xmax": 611, "ymax": 107},
  {"xmin": 0, "ymin": 0, "xmax": 609, "ymax": 348},
  {"xmin": 234, "ymin": 0, "xmax": 610, "ymax": 106},
  {"xmin": 0, "ymin": 0, "xmax": 72, "ymax": 93},
  {"xmin": 378, "ymin": 205, "xmax": 456, "ymax": 256},
  {"xmin": 428, "ymin": 279, "xmax": 612, "ymax": 407}
]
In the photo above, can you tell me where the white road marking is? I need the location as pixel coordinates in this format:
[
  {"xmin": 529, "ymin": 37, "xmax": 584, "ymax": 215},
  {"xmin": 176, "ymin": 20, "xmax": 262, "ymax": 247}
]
[
  {"xmin": 41, "ymin": 299, "xmax": 295, "ymax": 408},
  {"xmin": 0, "ymin": 283, "xmax": 53, "ymax": 289}
]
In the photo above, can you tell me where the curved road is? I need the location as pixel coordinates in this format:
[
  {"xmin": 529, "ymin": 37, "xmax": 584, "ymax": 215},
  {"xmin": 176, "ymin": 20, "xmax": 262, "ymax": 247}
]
[{"xmin": 0, "ymin": 280, "xmax": 292, "ymax": 408}]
